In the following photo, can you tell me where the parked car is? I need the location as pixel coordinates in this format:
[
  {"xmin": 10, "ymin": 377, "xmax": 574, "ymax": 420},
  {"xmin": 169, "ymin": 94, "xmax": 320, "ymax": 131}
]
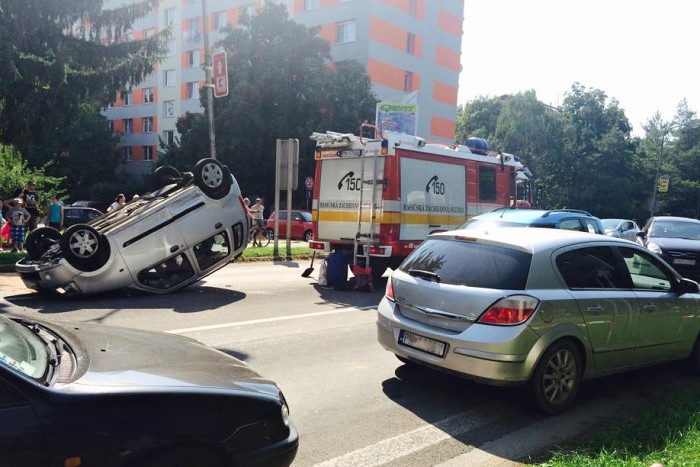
[
  {"xmin": 637, "ymin": 216, "xmax": 700, "ymax": 281},
  {"xmin": 62, "ymin": 206, "xmax": 104, "ymax": 229},
  {"xmin": 16, "ymin": 158, "xmax": 249, "ymax": 295},
  {"xmin": 601, "ymin": 218, "xmax": 640, "ymax": 241},
  {"xmin": 70, "ymin": 200, "xmax": 107, "ymax": 213},
  {"xmin": 459, "ymin": 208, "xmax": 605, "ymax": 234},
  {"xmin": 266, "ymin": 210, "xmax": 313, "ymax": 241},
  {"xmin": 0, "ymin": 314, "xmax": 298, "ymax": 466},
  {"xmin": 377, "ymin": 227, "xmax": 700, "ymax": 414}
]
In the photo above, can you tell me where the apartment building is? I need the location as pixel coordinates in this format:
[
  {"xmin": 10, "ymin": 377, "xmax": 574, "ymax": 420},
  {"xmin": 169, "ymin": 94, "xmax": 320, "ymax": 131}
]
[{"xmin": 103, "ymin": 0, "xmax": 465, "ymax": 175}]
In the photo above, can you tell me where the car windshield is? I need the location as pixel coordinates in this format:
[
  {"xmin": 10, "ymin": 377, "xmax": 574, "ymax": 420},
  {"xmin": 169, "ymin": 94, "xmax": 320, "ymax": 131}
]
[
  {"xmin": 399, "ymin": 238, "xmax": 531, "ymax": 289},
  {"xmin": 601, "ymin": 219, "xmax": 622, "ymax": 230},
  {"xmin": 0, "ymin": 316, "xmax": 49, "ymax": 380},
  {"xmin": 650, "ymin": 220, "xmax": 700, "ymax": 240}
]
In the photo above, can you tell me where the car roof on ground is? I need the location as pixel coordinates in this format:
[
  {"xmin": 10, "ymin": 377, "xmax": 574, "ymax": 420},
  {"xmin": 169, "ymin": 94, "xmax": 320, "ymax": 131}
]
[
  {"xmin": 651, "ymin": 216, "xmax": 700, "ymax": 223},
  {"xmin": 472, "ymin": 208, "xmax": 595, "ymax": 222},
  {"xmin": 432, "ymin": 227, "xmax": 627, "ymax": 254}
]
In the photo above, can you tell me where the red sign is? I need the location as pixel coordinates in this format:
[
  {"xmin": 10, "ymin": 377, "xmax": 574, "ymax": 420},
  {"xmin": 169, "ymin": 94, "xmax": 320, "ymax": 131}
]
[{"xmin": 212, "ymin": 51, "xmax": 229, "ymax": 98}]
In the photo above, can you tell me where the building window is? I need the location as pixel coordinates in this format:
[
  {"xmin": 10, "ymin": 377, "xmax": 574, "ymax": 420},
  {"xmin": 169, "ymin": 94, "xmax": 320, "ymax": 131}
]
[
  {"xmin": 185, "ymin": 17, "xmax": 201, "ymax": 41},
  {"xmin": 144, "ymin": 28, "xmax": 155, "ymax": 39},
  {"xmin": 303, "ymin": 0, "xmax": 319, "ymax": 11},
  {"xmin": 409, "ymin": 0, "xmax": 416, "ymax": 16},
  {"xmin": 143, "ymin": 146, "xmax": 154, "ymax": 161},
  {"xmin": 336, "ymin": 20, "xmax": 356, "ymax": 44},
  {"xmin": 213, "ymin": 11, "xmax": 228, "ymax": 30},
  {"xmin": 186, "ymin": 82, "xmax": 199, "ymax": 99},
  {"xmin": 143, "ymin": 117, "xmax": 154, "ymax": 133},
  {"xmin": 167, "ymin": 38, "xmax": 176, "ymax": 56},
  {"xmin": 163, "ymin": 100, "xmax": 176, "ymax": 118},
  {"xmin": 144, "ymin": 87, "xmax": 154, "ymax": 104},
  {"xmin": 164, "ymin": 69, "xmax": 176, "ymax": 87},
  {"xmin": 124, "ymin": 146, "xmax": 133, "ymax": 161},
  {"xmin": 187, "ymin": 50, "xmax": 201, "ymax": 68},
  {"xmin": 165, "ymin": 8, "xmax": 176, "ymax": 26},
  {"xmin": 403, "ymin": 71, "xmax": 413, "ymax": 92},
  {"xmin": 123, "ymin": 118, "xmax": 133, "ymax": 134},
  {"xmin": 406, "ymin": 33, "xmax": 415, "ymax": 54},
  {"xmin": 163, "ymin": 130, "xmax": 175, "ymax": 145},
  {"xmin": 122, "ymin": 91, "xmax": 132, "ymax": 106}
]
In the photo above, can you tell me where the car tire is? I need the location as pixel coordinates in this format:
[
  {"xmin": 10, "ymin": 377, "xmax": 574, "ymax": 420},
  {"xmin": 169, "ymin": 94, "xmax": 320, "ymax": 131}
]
[
  {"xmin": 304, "ymin": 230, "xmax": 313, "ymax": 242},
  {"xmin": 152, "ymin": 165, "xmax": 181, "ymax": 190},
  {"xmin": 26, "ymin": 227, "xmax": 62, "ymax": 260},
  {"xmin": 194, "ymin": 158, "xmax": 232, "ymax": 199},
  {"xmin": 528, "ymin": 339, "xmax": 582, "ymax": 415},
  {"xmin": 266, "ymin": 229, "xmax": 275, "ymax": 240},
  {"xmin": 60, "ymin": 224, "xmax": 111, "ymax": 272}
]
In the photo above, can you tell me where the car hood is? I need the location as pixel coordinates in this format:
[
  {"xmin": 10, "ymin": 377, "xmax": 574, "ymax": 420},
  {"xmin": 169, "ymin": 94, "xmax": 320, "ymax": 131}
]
[
  {"xmin": 648, "ymin": 236, "xmax": 700, "ymax": 251},
  {"xmin": 53, "ymin": 322, "xmax": 278, "ymax": 396}
]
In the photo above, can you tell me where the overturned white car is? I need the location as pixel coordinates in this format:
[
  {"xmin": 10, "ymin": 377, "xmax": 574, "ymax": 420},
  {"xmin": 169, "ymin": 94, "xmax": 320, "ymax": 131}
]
[{"xmin": 16, "ymin": 158, "xmax": 249, "ymax": 295}]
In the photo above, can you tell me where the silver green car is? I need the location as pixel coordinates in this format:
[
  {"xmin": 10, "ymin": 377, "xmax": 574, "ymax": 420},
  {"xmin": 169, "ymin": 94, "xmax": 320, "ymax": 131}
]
[{"xmin": 377, "ymin": 227, "xmax": 700, "ymax": 414}]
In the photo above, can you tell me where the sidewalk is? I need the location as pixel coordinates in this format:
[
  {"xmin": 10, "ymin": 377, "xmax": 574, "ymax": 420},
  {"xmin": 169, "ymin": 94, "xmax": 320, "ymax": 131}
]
[{"xmin": 0, "ymin": 271, "xmax": 31, "ymax": 293}]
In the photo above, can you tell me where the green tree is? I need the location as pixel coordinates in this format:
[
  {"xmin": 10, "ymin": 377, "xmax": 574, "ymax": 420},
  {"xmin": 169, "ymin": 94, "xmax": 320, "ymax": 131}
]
[
  {"xmin": 0, "ymin": 143, "xmax": 64, "ymax": 211},
  {"xmin": 159, "ymin": 3, "xmax": 377, "ymax": 207},
  {"xmin": 0, "ymin": 0, "xmax": 167, "ymax": 154}
]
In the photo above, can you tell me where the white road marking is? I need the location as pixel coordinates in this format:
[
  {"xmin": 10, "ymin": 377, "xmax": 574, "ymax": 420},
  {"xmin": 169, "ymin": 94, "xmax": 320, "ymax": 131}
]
[
  {"xmin": 166, "ymin": 305, "xmax": 376, "ymax": 334},
  {"xmin": 313, "ymin": 408, "xmax": 498, "ymax": 467}
]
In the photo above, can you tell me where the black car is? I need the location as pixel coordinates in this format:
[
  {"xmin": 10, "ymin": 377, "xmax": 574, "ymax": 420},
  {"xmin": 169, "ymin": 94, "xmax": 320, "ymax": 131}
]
[
  {"xmin": 637, "ymin": 216, "xmax": 700, "ymax": 281},
  {"xmin": 63, "ymin": 206, "xmax": 104, "ymax": 228},
  {"xmin": 0, "ymin": 315, "xmax": 298, "ymax": 466}
]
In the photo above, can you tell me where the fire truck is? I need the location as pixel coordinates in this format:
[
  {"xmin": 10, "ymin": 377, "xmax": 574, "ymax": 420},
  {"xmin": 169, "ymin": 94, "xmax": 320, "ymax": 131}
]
[{"xmin": 308, "ymin": 124, "xmax": 533, "ymax": 279}]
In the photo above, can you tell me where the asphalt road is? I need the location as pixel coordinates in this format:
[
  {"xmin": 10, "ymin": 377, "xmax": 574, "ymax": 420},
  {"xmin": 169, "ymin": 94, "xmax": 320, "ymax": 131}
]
[{"xmin": 1, "ymin": 262, "xmax": 695, "ymax": 466}]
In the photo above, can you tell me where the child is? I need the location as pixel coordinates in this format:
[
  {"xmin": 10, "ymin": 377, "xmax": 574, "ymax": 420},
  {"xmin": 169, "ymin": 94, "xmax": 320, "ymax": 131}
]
[{"xmin": 6, "ymin": 198, "xmax": 30, "ymax": 252}]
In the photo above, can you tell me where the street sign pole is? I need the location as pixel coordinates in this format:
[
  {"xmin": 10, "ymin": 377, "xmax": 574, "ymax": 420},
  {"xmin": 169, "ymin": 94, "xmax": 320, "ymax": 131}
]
[{"xmin": 201, "ymin": 0, "xmax": 216, "ymax": 159}]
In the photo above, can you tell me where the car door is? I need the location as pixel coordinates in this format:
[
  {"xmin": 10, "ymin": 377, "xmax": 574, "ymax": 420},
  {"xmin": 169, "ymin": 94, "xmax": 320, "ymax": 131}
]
[
  {"xmin": 0, "ymin": 375, "xmax": 49, "ymax": 465},
  {"xmin": 291, "ymin": 212, "xmax": 304, "ymax": 238},
  {"xmin": 556, "ymin": 245, "xmax": 639, "ymax": 373},
  {"xmin": 277, "ymin": 211, "xmax": 288, "ymax": 237},
  {"xmin": 617, "ymin": 246, "xmax": 691, "ymax": 363}
]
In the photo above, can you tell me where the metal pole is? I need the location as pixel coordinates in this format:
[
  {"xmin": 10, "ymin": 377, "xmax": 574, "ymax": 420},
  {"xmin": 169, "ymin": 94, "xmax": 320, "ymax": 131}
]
[
  {"xmin": 202, "ymin": 0, "xmax": 216, "ymax": 159},
  {"xmin": 650, "ymin": 133, "xmax": 665, "ymax": 216}
]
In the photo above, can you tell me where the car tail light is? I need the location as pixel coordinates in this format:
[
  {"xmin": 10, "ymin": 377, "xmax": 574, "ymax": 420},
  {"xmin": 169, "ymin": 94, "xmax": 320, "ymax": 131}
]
[
  {"xmin": 477, "ymin": 295, "xmax": 539, "ymax": 325},
  {"xmin": 385, "ymin": 277, "xmax": 395, "ymax": 301}
]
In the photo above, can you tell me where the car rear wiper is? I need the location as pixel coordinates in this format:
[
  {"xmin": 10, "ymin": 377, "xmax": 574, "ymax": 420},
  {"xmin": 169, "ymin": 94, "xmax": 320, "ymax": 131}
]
[{"xmin": 408, "ymin": 269, "xmax": 441, "ymax": 283}]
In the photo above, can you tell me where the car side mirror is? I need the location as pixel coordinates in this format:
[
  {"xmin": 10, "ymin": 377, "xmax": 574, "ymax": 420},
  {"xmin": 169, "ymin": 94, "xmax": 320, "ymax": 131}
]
[{"xmin": 677, "ymin": 278, "xmax": 700, "ymax": 295}]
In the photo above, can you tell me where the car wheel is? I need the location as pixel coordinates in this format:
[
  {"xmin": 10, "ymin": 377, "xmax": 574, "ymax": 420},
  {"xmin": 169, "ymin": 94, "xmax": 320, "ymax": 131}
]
[
  {"xmin": 151, "ymin": 165, "xmax": 181, "ymax": 190},
  {"xmin": 60, "ymin": 224, "xmax": 111, "ymax": 272},
  {"xmin": 529, "ymin": 339, "xmax": 582, "ymax": 415},
  {"xmin": 304, "ymin": 230, "xmax": 313, "ymax": 242},
  {"xmin": 194, "ymin": 158, "xmax": 232, "ymax": 199},
  {"xmin": 26, "ymin": 227, "xmax": 62, "ymax": 260},
  {"xmin": 266, "ymin": 229, "xmax": 275, "ymax": 240}
]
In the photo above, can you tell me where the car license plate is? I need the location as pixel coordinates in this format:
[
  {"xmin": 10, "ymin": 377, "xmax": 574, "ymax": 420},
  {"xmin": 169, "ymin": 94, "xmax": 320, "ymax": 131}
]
[
  {"xmin": 398, "ymin": 330, "xmax": 447, "ymax": 358},
  {"xmin": 673, "ymin": 258, "xmax": 696, "ymax": 266}
]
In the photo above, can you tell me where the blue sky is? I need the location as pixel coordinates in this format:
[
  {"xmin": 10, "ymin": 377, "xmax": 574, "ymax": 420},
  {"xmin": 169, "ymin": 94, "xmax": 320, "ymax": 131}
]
[{"xmin": 459, "ymin": 0, "xmax": 698, "ymax": 135}]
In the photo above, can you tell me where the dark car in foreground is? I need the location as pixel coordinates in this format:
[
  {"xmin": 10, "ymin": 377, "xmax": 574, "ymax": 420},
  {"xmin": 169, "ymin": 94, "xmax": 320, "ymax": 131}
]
[
  {"xmin": 0, "ymin": 314, "xmax": 298, "ymax": 466},
  {"xmin": 377, "ymin": 227, "xmax": 700, "ymax": 414},
  {"xmin": 637, "ymin": 216, "xmax": 700, "ymax": 281},
  {"xmin": 460, "ymin": 208, "xmax": 605, "ymax": 234},
  {"xmin": 266, "ymin": 210, "xmax": 313, "ymax": 241}
]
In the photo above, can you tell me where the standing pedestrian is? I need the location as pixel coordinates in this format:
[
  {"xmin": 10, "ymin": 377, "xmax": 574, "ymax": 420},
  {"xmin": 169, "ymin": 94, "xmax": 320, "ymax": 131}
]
[
  {"xmin": 5, "ymin": 198, "xmax": 30, "ymax": 252},
  {"xmin": 48, "ymin": 196, "xmax": 64, "ymax": 230},
  {"xmin": 249, "ymin": 198, "xmax": 265, "ymax": 245},
  {"xmin": 108, "ymin": 193, "xmax": 126, "ymax": 212},
  {"xmin": 23, "ymin": 180, "xmax": 39, "ymax": 232}
]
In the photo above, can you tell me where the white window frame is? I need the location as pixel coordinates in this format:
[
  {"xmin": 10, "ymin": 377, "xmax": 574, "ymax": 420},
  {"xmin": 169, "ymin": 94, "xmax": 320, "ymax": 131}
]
[
  {"xmin": 406, "ymin": 33, "xmax": 415, "ymax": 54},
  {"xmin": 187, "ymin": 82, "xmax": 199, "ymax": 99},
  {"xmin": 124, "ymin": 118, "xmax": 133, "ymax": 134},
  {"xmin": 124, "ymin": 146, "xmax": 132, "ymax": 161},
  {"xmin": 144, "ymin": 87, "xmax": 154, "ymax": 104},
  {"xmin": 164, "ymin": 69, "xmax": 176, "ymax": 87},
  {"xmin": 167, "ymin": 38, "xmax": 177, "ymax": 56},
  {"xmin": 213, "ymin": 11, "xmax": 228, "ymax": 30},
  {"xmin": 186, "ymin": 17, "xmax": 201, "ymax": 41},
  {"xmin": 403, "ymin": 71, "xmax": 413, "ymax": 92},
  {"xmin": 144, "ymin": 28, "xmax": 155, "ymax": 39},
  {"xmin": 187, "ymin": 50, "xmax": 201, "ymax": 68},
  {"xmin": 143, "ymin": 117, "xmax": 154, "ymax": 133},
  {"xmin": 165, "ymin": 8, "xmax": 176, "ymax": 26},
  {"xmin": 143, "ymin": 146, "xmax": 154, "ymax": 161},
  {"xmin": 163, "ymin": 130, "xmax": 175, "ymax": 145},
  {"xmin": 122, "ymin": 91, "xmax": 132, "ymax": 106},
  {"xmin": 304, "ymin": 0, "xmax": 319, "ymax": 11},
  {"xmin": 163, "ymin": 100, "xmax": 176, "ymax": 118},
  {"xmin": 336, "ymin": 20, "xmax": 356, "ymax": 44}
]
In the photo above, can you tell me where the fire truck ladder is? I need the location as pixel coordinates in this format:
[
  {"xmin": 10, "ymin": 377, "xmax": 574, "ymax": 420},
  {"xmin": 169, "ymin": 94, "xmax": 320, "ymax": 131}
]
[{"xmin": 352, "ymin": 126, "xmax": 383, "ymax": 288}]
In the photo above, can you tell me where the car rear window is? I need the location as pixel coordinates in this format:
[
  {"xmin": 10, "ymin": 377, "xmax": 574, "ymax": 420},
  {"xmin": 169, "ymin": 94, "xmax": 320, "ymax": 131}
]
[{"xmin": 399, "ymin": 238, "xmax": 531, "ymax": 289}]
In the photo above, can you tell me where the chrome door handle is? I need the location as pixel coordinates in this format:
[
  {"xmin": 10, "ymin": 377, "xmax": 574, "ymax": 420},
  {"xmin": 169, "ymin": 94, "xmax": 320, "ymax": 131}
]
[
  {"xmin": 587, "ymin": 305, "xmax": 603, "ymax": 313},
  {"xmin": 643, "ymin": 304, "xmax": 657, "ymax": 312}
]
